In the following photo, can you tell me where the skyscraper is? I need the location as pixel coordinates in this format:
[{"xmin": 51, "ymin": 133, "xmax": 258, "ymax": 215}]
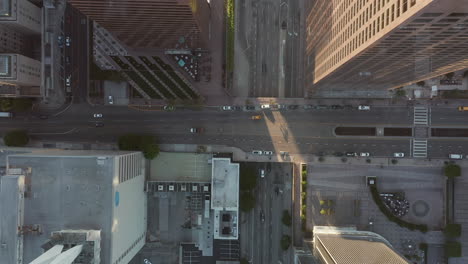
[
  {"xmin": 305, "ymin": 0, "xmax": 468, "ymax": 94},
  {"xmin": 68, "ymin": 0, "xmax": 210, "ymax": 49},
  {"xmin": 312, "ymin": 226, "xmax": 410, "ymax": 264}
]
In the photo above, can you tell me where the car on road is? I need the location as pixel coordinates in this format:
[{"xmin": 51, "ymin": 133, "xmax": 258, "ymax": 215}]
[
  {"xmin": 108, "ymin": 95, "xmax": 114, "ymax": 105},
  {"xmin": 264, "ymin": 151, "xmax": 273, "ymax": 155},
  {"xmin": 252, "ymin": 150, "xmax": 263, "ymax": 155},
  {"xmin": 360, "ymin": 152, "xmax": 370, "ymax": 157},
  {"xmin": 331, "ymin": 105, "xmax": 344, "ymax": 110},
  {"xmin": 358, "ymin": 105, "xmax": 370, "ymax": 110},
  {"xmin": 260, "ymin": 210, "xmax": 265, "ymax": 223},
  {"xmin": 346, "ymin": 152, "xmax": 357, "ymax": 157},
  {"xmin": 251, "ymin": 115, "xmax": 262, "ymax": 120},
  {"xmin": 93, "ymin": 113, "xmax": 102, "ymax": 118},
  {"xmin": 221, "ymin": 106, "xmax": 232, "ymax": 111},
  {"xmin": 65, "ymin": 75, "xmax": 71, "ymax": 87},
  {"xmin": 57, "ymin": 36, "xmax": 64, "ymax": 47},
  {"xmin": 449, "ymin": 154, "xmax": 463, "ymax": 160},
  {"xmin": 232, "ymin": 106, "xmax": 242, "ymax": 111},
  {"xmin": 316, "ymin": 105, "xmax": 329, "ymax": 110},
  {"xmin": 260, "ymin": 104, "xmax": 270, "ymax": 109},
  {"xmin": 163, "ymin": 105, "xmax": 175, "ymax": 111},
  {"xmin": 95, "ymin": 122, "xmax": 104, "ymax": 127},
  {"xmin": 333, "ymin": 152, "xmax": 344, "ymax": 157},
  {"xmin": 65, "ymin": 37, "xmax": 71, "ymax": 46},
  {"xmin": 277, "ymin": 104, "xmax": 287, "ymax": 110},
  {"xmin": 65, "ymin": 56, "xmax": 70, "ymax": 65},
  {"xmin": 393, "ymin": 152, "xmax": 405, "ymax": 158},
  {"xmin": 288, "ymin": 105, "xmax": 299, "ymax": 110},
  {"xmin": 190, "ymin": 127, "xmax": 204, "ymax": 133},
  {"xmin": 144, "ymin": 259, "xmax": 153, "ymax": 264},
  {"xmin": 260, "ymin": 169, "xmax": 265, "ymax": 178},
  {"xmin": 303, "ymin": 105, "xmax": 315, "ymax": 110},
  {"xmin": 245, "ymin": 105, "xmax": 255, "ymax": 111}
]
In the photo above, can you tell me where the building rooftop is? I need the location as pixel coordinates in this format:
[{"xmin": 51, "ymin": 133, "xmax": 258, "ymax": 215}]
[
  {"xmin": 0, "ymin": 175, "xmax": 25, "ymax": 264},
  {"xmin": 150, "ymin": 152, "xmax": 212, "ymax": 182},
  {"xmin": 314, "ymin": 226, "xmax": 410, "ymax": 264},
  {"xmin": 6, "ymin": 153, "xmax": 116, "ymax": 264},
  {"xmin": 0, "ymin": 0, "xmax": 11, "ymax": 17},
  {"xmin": 211, "ymin": 158, "xmax": 239, "ymax": 210}
]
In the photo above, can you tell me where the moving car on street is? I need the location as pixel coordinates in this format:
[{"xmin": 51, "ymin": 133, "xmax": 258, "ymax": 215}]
[
  {"xmin": 261, "ymin": 104, "xmax": 270, "ymax": 109},
  {"xmin": 190, "ymin": 127, "xmax": 204, "ymax": 133},
  {"xmin": 251, "ymin": 115, "xmax": 262, "ymax": 120},
  {"xmin": 346, "ymin": 152, "xmax": 357, "ymax": 157},
  {"xmin": 264, "ymin": 151, "xmax": 273, "ymax": 155},
  {"xmin": 221, "ymin": 106, "xmax": 232, "ymax": 111},
  {"xmin": 358, "ymin": 105, "xmax": 370, "ymax": 110},
  {"xmin": 360, "ymin": 152, "xmax": 370, "ymax": 157},
  {"xmin": 65, "ymin": 36, "xmax": 71, "ymax": 46},
  {"xmin": 163, "ymin": 105, "xmax": 175, "ymax": 111},
  {"xmin": 252, "ymin": 150, "xmax": 263, "ymax": 155},
  {"xmin": 93, "ymin": 113, "xmax": 102, "ymax": 118},
  {"xmin": 393, "ymin": 152, "xmax": 405, "ymax": 158}
]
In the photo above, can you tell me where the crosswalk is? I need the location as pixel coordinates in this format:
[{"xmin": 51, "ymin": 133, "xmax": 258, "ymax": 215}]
[
  {"xmin": 413, "ymin": 106, "xmax": 429, "ymax": 125},
  {"xmin": 412, "ymin": 139, "xmax": 428, "ymax": 158}
]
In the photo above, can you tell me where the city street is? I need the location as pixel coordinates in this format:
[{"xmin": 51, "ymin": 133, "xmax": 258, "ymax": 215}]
[{"xmin": 1, "ymin": 105, "xmax": 468, "ymax": 159}]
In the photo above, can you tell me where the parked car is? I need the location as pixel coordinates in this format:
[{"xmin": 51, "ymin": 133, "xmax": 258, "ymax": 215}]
[
  {"xmin": 108, "ymin": 95, "xmax": 114, "ymax": 105},
  {"xmin": 303, "ymin": 105, "xmax": 315, "ymax": 110},
  {"xmin": 252, "ymin": 150, "xmax": 263, "ymax": 155},
  {"xmin": 222, "ymin": 106, "xmax": 232, "ymax": 111},
  {"xmin": 251, "ymin": 115, "xmax": 262, "ymax": 120},
  {"xmin": 65, "ymin": 36, "xmax": 71, "ymax": 46},
  {"xmin": 163, "ymin": 105, "xmax": 175, "ymax": 111},
  {"xmin": 331, "ymin": 105, "xmax": 344, "ymax": 110},
  {"xmin": 260, "ymin": 169, "xmax": 265, "ymax": 178},
  {"xmin": 358, "ymin": 105, "xmax": 371, "ymax": 110},
  {"xmin": 65, "ymin": 75, "xmax": 71, "ymax": 87},
  {"xmin": 232, "ymin": 106, "xmax": 242, "ymax": 111},
  {"xmin": 245, "ymin": 105, "xmax": 256, "ymax": 111},
  {"xmin": 93, "ymin": 113, "xmax": 102, "ymax": 118},
  {"xmin": 277, "ymin": 104, "xmax": 287, "ymax": 110},
  {"xmin": 316, "ymin": 105, "xmax": 329, "ymax": 110},
  {"xmin": 288, "ymin": 105, "xmax": 299, "ymax": 110},
  {"xmin": 333, "ymin": 152, "xmax": 344, "ymax": 157},
  {"xmin": 190, "ymin": 127, "xmax": 204, "ymax": 133},
  {"xmin": 57, "ymin": 36, "xmax": 64, "ymax": 47},
  {"xmin": 261, "ymin": 104, "xmax": 270, "ymax": 109},
  {"xmin": 65, "ymin": 56, "xmax": 70, "ymax": 65},
  {"xmin": 95, "ymin": 122, "xmax": 104, "ymax": 127},
  {"xmin": 260, "ymin": 210, "xmax": 265, "ymax": 222},
  {"xmin": 393, "ymin": 152, "xmax": 405, "ymax": 158},
  {"xmin": 264, "ymin": 151, "xmax": 273, "ymax": 155},
  {"xmin": 360, "ymin": 152, "xmax": 370, "ymax": 157},
  {"xmin": 346, "ymin": 152, "xmax": 357, "ymax": 157}
]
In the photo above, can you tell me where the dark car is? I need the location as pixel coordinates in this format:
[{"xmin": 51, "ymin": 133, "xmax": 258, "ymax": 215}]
[
  {"xmin": 346, "ymin": 152, "xmax": 357, "ymax": 157},
  {"xmin": 232, "ymin": 106, "xmax": 242, "ymax": 111},
  {"xmin": 245, "ymin": 105, "xmax": 255, "ymax": 111},
  {"xmin": 65, "ymin": 56, "xmax": 70, "ymax": 65},
  {"xmin": 316, "ymin": 105, "xmax": 329, "ymax": 110},
  {"xmin": 260, "ymin": 210, "xmax": 265, "ymax": 223},
  {"xmin": 333, "ymin": 152, "xmax": 344, "ymax": 157},
  {"xmin": 39, "ymin": 115, "xmax": 48, "ymax": 120},
  {"xmin": 288, "ymin": 105, "xmax": 299, "ymax": 110},
  {"xmin": 331, "ymin": 105, "xmax": 344, "ymax": 110},
  {"xmin": 303, "ymin": 105, "xmax": 315, "ymax": 110},
  {"xmin": 95, "ymin": 122, "xmax": 104, "ymax": 127}
]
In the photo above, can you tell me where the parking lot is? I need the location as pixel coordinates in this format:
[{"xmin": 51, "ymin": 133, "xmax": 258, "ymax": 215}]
[{"xmin": 306, "ymin": 163, "xmax": 445, "ymax": 256}]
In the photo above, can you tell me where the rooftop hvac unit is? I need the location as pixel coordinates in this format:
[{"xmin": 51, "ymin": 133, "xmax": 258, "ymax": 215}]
[
  {"xmin": 169, "ymin": 185, "xmax": 174, "ymax": 191},
  {"xmin": 158, "ymin": 185, "xmax": 164, "ymax": 191},
  {"xmin": 181, "ymin": 185, "xmax": 187, "ymax": 191},
  {"xmin": 192, "ymin": 185, "xmax": 198, "ymax": 192}
]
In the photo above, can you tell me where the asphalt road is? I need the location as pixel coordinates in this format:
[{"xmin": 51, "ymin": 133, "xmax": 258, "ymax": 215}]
[{"xmin": 2, "ymin": 105, "xmax": 468, "ymax": 158}]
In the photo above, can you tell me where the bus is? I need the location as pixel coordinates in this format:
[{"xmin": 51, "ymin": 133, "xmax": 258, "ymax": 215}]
[{"xmin": 0, "ymin": 112, "xmax": 12, "ymax": 118}]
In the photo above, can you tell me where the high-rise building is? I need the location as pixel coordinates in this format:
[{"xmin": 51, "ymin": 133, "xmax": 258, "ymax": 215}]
[
  {"xmin": 68, "ymin": 0, "xmax": 210, "ymax": 49},
  {"xmin": 312, "ymin": 226, "xmax": 410, "ymax": 264},
  {"xmin": 0, "ymin": 0, "xmax": 41, "ymax": 34},
  {"xmin": 0, "ymin": 149, "xmax": 147, "ymax": 264},
  {"xmin": 306, "ymin": 0, "xmax": 468, "ymax": 94},
  {"xmin": 0, "ymin": 54, "xmax": 41, "ymax": 93}
]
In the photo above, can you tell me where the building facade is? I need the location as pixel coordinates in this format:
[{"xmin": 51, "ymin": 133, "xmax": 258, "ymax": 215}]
[
  {"xmin": 305, "ymin": 0, "xmax": 468, "ymax": 94},
  {"xmin": 68, "ymin": 0, "xmax": 210, "ymax": 50},
  {"xmin": 0, "ymin": 53, "xmax": 41, "ymax": 91},
  {"xmin": 0, "ymin": 0, "xmax": 41, "ymax": 34}
]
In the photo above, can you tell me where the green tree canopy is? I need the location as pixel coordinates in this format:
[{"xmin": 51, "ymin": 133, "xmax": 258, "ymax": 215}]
[
  {"xmin": 118, "ymin": 134, "xmax": 159, "ymax": 160},
  {"xmin": 444, "ymin": 223, "xmax": 462, "ymax": 237},
  {"xmin": 445, "ymin": 241, "xmax": 462, "ymax": 257},
  {"xmin": 12, "ymin": 98, "xmax": 33, "ymax": 111},
  {"xmin": 445, "ymin": 164, "xmax": 461, "ymax": 178},
  {"xmin": 282, "ymin": 210, "xmax": 292, "ymax": 226},
  {"xmin": 240, "ymin": 163, "xmax": 257, "ymax": 191},
  {"xmin": 4, "ymin": 130, "xmax": 29, "ymax": 147},
  {"xmin": 0, "ymin": 98, "xmax": 12, "ymax": 111},
  {"xmin": 280, "ymin": 235, "xmax": 291, "ymax": 250}
]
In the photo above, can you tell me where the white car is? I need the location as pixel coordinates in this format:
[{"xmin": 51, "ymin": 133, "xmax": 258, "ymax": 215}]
[
  {"xmin": 252, "ymin": 150, "xmax": 263, "ymax": 155},
  {"xmin": 360, "ymin": 152, "xmax": 370, "ymax": 157},
  {"xmin": 358, "ymin": 105, "xmax": 370, "ymax": 110},
  {"xmin": 65, "ymin": 75, "xmax": 71, "ymax": 87},
  {"xmin": 393, "ymin": 152, "xmax": 404, "ymax": 158},
  {"xmin": 260, "ymin": 169, "xmax": 265, "ymax": 178},
  {"xmin": 264, "ymin": 151, "xmax": 273, "ymax": 155},
  {"xmin": 261, "ymin": 104, "xmax": 270, "ymax": 109},
  {"xmin": 108, "ymin": 95, "xmax": 114, "ymax": 105},
  {"xmin": 222, "ymin": 106, "xmax": 232, "ymax": 111},
  {"xmin": 65, "ymin": 36, "xmax": 71, "ymax": 46},
  {"xmin": 93, "ymin": 113, "xmax": 103, "ymax": 118}
]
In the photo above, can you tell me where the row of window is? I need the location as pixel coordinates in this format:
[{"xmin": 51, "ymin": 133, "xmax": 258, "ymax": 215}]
[
  {"xmin": 113, "ymin": 231, "xmax": 146, "ymax": 264},
  {"xmin": 118, "ymin": 153, "xmax": 142, "ymax": 183}
]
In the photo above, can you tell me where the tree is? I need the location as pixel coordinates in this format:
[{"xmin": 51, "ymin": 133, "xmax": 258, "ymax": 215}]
[
  {"xmin": 240, "ymin": 258, "xmax": 249, "ymax": 264},
  {"xmin": 282, "ymin": 210, "xmax": 292, "ymax": 226},
  {"xmin": 318, "ymin": 156, "xmax": 325, "ymax": 162},
  {"xmin": 0, "ymin": 98, "xmax": 12, "ymax": 111},
  {"xmin": 395, "ymin": 89, "xmax": 406, "ymax": 97},
  {"xmin": 391, "ymin": 159, "xmax": 398, "ymax": 164},
  {"xmin": 445, "ymin": 241, "xmax": 462, "ymax": 257},
  {"xmin": 118, "ymin": 133, "xmax": 159, "ymax": 160},
  {"xmin": 12, "ymin": 98, "xmax": 33, "ymax": 111},
  {"xmin": 240, "ymin": 163, "xmax": 257, "ymax": 191},
  {"xmin": 444, "ymin": 164, "xmax": 461, "ymax": 178},
  {"xmin": 3, "ymin": 130, "xmax": 29, "ymax": 147},
  {"xmin": 444, "ymin": 223, "xmax": 462, "ymax": 237},
  {"xmin": 416, "ymin": 81, "xmax": 425, "ymax": 87},
  {"xmin": 445, "ymin": 72, "xmax": 455, "ymax": 79},
  {"xmin": 239, "ymin": 191, "xmax": 255, "ymax": 212},
  {"xmin": 280, "ymin": 235, "xmax": 291, "ymax": 250}
]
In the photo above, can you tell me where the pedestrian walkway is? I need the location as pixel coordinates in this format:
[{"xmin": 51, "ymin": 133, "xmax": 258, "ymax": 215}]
[
  {"xmin": 412, "ymin": 139, "xmax": 428, "ymax": 158},
  {"xmin": 413, "ymin": 106, "xmax": 430, "ymax": 125}
]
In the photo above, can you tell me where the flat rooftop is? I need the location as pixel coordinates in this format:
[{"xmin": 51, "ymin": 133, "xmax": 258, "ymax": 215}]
[
  {"xmin": 7, "ymin": 154, "xmax": 115, "ymax": 264},
  {"xmin": 150, "ymin": 152, "xmax": 212, "ymax": 182},
  {"xmin": 211, "ymin": 158, "xmax": 239, "ymax": 210}
]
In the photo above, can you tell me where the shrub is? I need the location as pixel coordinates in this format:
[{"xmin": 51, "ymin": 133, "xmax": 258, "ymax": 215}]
[
  {"xmin": 341, "ymin": 157, "xmax": 347, "ymax": 163},
  {"xmin": 445, "ymin": 241, "xmax": 462, "ymax": 257},
  {"xmin": 395, "ymin": 89, "xmax": 406, "ymax": 97},
  {"xmin": 280, "ymin": 235, "xmax": 291, "ymax": 250},
  {"xmin": 445, "ymin": 164, "xmax": 461, "ymax": 178},
  {"xmin": 318, "ymin": 156, "xmax": 325, "ymax": 162},
  {"xmin": 444, "ymin": 223, "xmax": 462, "ymax": 237},
  {"xmin": 118, "ymin": 134, "xmax": 159, "ymax": 160},
  {"xmin": 240, "ymin": 258, "xmax": 249, "ymax": 264},
  {"xmin": 282, "ymin": 210, "xmax": 292, "ymax": 226},
  {"xmin": 445, "ymin": 72, "xmax": 455, "ymax": 79},
  {"xmin": 4, "ymin": 130, "xmax": 29, "ymax": 147},
  {"xmin": 391, "ymin": 159, "xmax": 398, "ymax": 164}
]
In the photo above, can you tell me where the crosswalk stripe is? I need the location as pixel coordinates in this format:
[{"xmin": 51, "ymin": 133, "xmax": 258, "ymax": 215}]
[{"xmin": 412, "ymin": 139, "xmax": 428, "ymax": 158}]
